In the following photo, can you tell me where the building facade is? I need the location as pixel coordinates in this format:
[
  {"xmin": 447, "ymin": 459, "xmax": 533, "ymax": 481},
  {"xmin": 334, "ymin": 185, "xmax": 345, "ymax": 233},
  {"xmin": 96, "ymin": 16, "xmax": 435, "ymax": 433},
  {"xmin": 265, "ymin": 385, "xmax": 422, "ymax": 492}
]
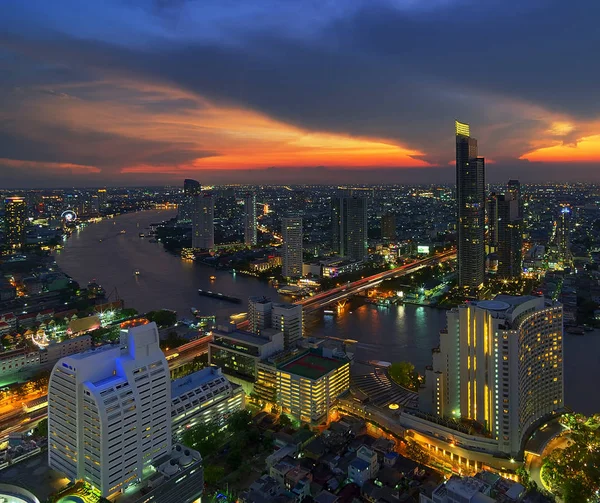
[
  {"xmin": 244, "ymin": 192, "xmax": 257, "ymax": 246},
  {"xmin": 496, "ymin": 192, "xmax": 522, "ymax": 279},
  {"xmin": 455, "ymin": 121, "xmax": 485, "ymax": 291},
  {"xmin": 48, "ymin": 322, "xmax": 171, "ymax": 498},
  {"xmin": 331, "ymin": 195, "xmax": 369, "ymax": 262},
  {"xmin": 272, "ymin": 303, "xmax": 303, "ymax": 349},
  {"xmin": 421, "ymin": 295, "xmax": 563, "ymax": 455},
  {"xmin": 381, "ymin": 214, "xmax": 396, "ymax": 243},
  {"xmin": 282, "ymin": 217, "xmax": 303, "ymax": 278},
  {"xmin": 4, "ymin": 196, "xmax": 27, "ymax": 249},
  {"xmin": 192, "ymin": 193, "xmax": 214, "ymax": 250},
  {"xmin": 248, "ymin": 296, "xmax": 273, "ymax": 334},
  {"xmin": 179, "ymin": 179, "xmax": 201, "ymax": 223}
]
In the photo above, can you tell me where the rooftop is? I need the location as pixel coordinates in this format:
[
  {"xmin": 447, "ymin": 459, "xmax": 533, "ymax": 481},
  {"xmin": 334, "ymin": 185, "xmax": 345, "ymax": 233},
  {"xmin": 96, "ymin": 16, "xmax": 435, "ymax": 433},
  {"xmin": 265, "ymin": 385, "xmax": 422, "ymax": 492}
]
[
  {"xmin": 171, "ymin": 366, "xmax": 227, "ymax": 397},
  {"xmin": 280, "ymin": 351, "xmax": 347, "ymax": 380},
  {"xmin": 213, "ymin": 327, "xmax": 281, "ymax": 346}
]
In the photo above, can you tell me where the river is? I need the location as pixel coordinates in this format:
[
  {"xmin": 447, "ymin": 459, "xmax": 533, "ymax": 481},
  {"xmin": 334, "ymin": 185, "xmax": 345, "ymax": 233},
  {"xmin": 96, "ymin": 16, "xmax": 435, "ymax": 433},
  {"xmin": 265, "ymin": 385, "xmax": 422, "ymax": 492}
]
[{"xmin": 55, "ymin": 210, "xmax": 599, "ymax": 415}]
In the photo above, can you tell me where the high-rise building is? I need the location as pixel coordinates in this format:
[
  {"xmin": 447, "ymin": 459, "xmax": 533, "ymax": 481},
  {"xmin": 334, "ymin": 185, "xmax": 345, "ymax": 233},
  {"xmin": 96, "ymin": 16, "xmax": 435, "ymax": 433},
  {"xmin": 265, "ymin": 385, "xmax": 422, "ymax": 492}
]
[
  {"xmin": 248, "ymin": 296, "xmax": 273, "ymax": 334},
  {"xmin": 192, "ymin": 193, "xmax": 214, "ymax": 250},
  {"xmin": 456, "ymin": 121, "xmax": 485, "ymax": 291},
  {"xmin": 507, "ymin": 179, "xmax": 522, "ymax": 217},
  {"xmin": 179, "ymin": 179, "xmax": 201, "ymax": 223},
  {"xmin": 48, "ymin": 322, "xmax": 171, "ymax": 498},
  {"xmin": 244, "ymin": 192, "xmax": 257, "ymax": 246},
  {"xmin": 4, "ymin": 196, "xmax": 27, "ymax": 249},
  {"xmin": 487, "ymin": 192, "xmax": 498, "ymax": 254},
  {"xmin": 381, "ymin": 214, "xmax": 396, "ymax": 243},
  {"xmin": 421, "ymin": 295, "xmax": 563, "ymax": 455},
  {"xmin": 496, "ymin": 192, "xmax": 522, "ymax": 279},
  {"xmin": 556, "ymin": 205, "xmax": 572, "ymax": 268},
  {"xmin": 97, "ymin": 188, "xmax": 107, "ymax": 210},
  {"xmin": 282, "ymin": 216, "xmax": 303, "ymax": 278},
  {"xmin": 272, "ymin": 303, "xmax": 303, "ymax": 349},
  {"xmin": 331, "ymin": 194, "xmax": 369, "ymax": 261}
]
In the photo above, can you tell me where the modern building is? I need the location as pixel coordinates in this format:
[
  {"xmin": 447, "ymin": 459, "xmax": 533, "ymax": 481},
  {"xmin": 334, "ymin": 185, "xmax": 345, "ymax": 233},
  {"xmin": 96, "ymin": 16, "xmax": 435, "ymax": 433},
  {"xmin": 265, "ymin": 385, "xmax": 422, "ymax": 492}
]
[
  {"xmin": 421, "ymin": 295, "xmax": 563, "ymax": 455},
  {"xmin": 381, "ymin": 214, "xmax": 396, "ymax": 243},
  {"xmin": 248, "ymin": 296, "xmax": 273, "ymax": 334},
  {"xmin": 487, "ymin": 192, "xmax": 498, "ymax": 254},
  {"xmin": 331, "ymin": 194, "xmax": 369, "ymax": 261},
  {"xmin": 455, "ymin": 121, "xmax": 485, "ymax": 291},
  {"xmin": 272, "ymin": 302, "xmax": 303, "ymax": 349},
  {"xmin": 556, "ymin": 205, "xmax": 572, "ymax": 268},
  {"xmin": 179, "ymin": 179, "xmax": 201, "ymax": 223},
  {"xmin": 244, "ymin": 192, "xmax": 257, "ymax": 246},
  {"xmin": 420, "ymin": 472, "xmax": 525, "ymax": 503},
  {"xmin": 48, "ymin": 322, "xmax": 171, "ymax": 498},
  {"xmin": 97, "ymin": 188, "xmax": 107, "ymax": 210},
  {"xmin": 171, "ymin": 367, "xmax": 244, "ymax": 441},
  {"xmin": 4, "ymin": 196, "xmax": 27, "ymax": 249},
  {"xmin": 208, "ymin": 325, "xmax": 284, "ymax": 384},
  {"xmin": 192, "ymin": 192, "xmax": 214, "ymax": 250},
  {"xmin": 496, "ymin": 190, "xmax": 522, "ymax": 279},
  {"xmin": 282, "ymin": 216, "xmax": 303, "ymax": 278}
]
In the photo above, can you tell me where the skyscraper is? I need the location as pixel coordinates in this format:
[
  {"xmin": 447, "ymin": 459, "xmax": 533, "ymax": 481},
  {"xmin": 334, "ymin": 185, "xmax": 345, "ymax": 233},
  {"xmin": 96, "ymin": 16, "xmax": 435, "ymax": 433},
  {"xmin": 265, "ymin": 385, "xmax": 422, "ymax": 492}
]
[
  {"xmin": 192, "ymin": 193, "xmax": 214, "ymax": 249},
  {"xmin": 4, "ymin": 196, "xmax": 27, "ymax": 249},
  {"xmin": 272, "ymin": 303, "xmax": 303, "ymax": 349},
  {"xmin": 282, "ymin": 216, "xmax": 303, "ymax": 278},
  {"xmin": 381, "ymin": 213, "xmax": 396, "ymax": 243},
  {"xmin": 421, "ymin": 296, "xmax": 563, "ymax": 455},
  {"xmin": 455, "ymin": 121, "xmax": 485, "ymax": 290},
  {"xmin": 179, "ymin": 179, "xmax": 201, "ymax": 223},
  {"xmin": 48, "ymin": 322, "xmax": 171, "ymax": 497},
  {"xmin": 496, "ymin": 187, "xmax": 522, "ymax": 279},
  {"xmin": 248, "ymin": 296, "xmax": 273, "ymax": 334},
  {"xmin": 244, "ymin": 192, "xmax": 257, "ymax": 246},
  {"xmin": 331, "ymin": 194, "xmax": 369, "ymax": 262},
  {"xmin": 556, "ymin": 205, "xmax": 572, "ymax": 268},
  {"xmin": 97, "ymin": 188, "xmax": 107, "ymax": 211}
]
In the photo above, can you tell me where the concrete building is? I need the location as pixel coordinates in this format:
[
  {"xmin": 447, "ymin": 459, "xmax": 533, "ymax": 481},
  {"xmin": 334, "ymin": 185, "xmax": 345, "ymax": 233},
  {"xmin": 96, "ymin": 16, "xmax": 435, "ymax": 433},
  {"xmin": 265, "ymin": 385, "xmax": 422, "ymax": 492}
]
[
  {"xmin": 248, "ymin": 296, "xmax": 273, "ymax": 334},
  {"xmin": 171, "ymin": 367, "xmax": 244, "ymax": 441},
  {"xmin": 192, "ymin": 193, "xmax": 214, "ymax": 250},
  {"xmin": 4, "ymin": 196, "xmax": 27, "ymax": 249},
  {"xmin": 455, "ymin": 121, "xmax": 485, "ymax": 291},
  {"xmin": 244, "ymin": 192, "xmax": 257, "ymax": 246},
  {"xmin": 496, "ymin": 182, "xmax": 522, "ymax": 279},
  {"xmin": 331, "ymin": 194, "xmax": 369, "ymax": 262},
  {"xmin": 421, "ymin": 295, "xmax": 563, "ymax": 455},
  {"xmin": 348, "ymin": 445, "xmax": 379, "ymax": 487},
  {"xmin": 179, "ymin": 179, "xmax": 201, "ymax": 223},
  {"xmin": 272, "ymin": 302, "xmax": 303, "ymax": 349},
  {"xmin": 420, "ymin": 472, "xmax": 525, "ymax": 503},
  {"xmin": 48, "ymin": 322, "xmax": 171, "ymax": 498},
  {"xmin": 381, "ymin": 214, "xmax": 396, "ymax": 243},
  {"xmin": 282, "ymin": 217, "xmax": 303, "ymax": 278},
  {"xmin": 209, "ymin": 325, "xmax": 284, "ymax": 384}
]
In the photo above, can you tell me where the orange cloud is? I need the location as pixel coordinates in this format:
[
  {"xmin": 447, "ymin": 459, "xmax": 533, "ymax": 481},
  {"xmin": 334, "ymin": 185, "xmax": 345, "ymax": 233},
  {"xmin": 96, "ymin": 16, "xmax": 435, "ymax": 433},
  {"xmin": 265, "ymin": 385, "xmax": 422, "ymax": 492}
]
[
  {"xmin": 0, "ymin": 158, "xmax": 100, "ymax": 173},
  {"xmin": 521, "ymin": 134, "xmax": 600, "ymax": 163}
]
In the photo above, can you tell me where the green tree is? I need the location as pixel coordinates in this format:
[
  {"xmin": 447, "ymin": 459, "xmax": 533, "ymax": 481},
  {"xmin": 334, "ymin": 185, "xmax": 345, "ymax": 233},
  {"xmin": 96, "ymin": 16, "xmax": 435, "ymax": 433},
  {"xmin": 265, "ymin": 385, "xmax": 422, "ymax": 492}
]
[
  {"xmin": 515, "ymin": 467, "xmax": 530, "ymax": 486},
  {"xmin": 226, "ymin": 446, "xmax": 243, "ymax": 470},
  {"xmin": 146, "ymin": 309, "xmax": 177, "ymax": 327},
  {"xmin": 34, "ymin": 418, "xmax": 48, "ymax": 437},
  {"xmin": 228, "ymin": 410, "xmax": 252, "ymax": 433},
  {"xmin": 278, "ymin": 413, "xmax": 292, "ymax": 429},
  {"xmin": 204, "ymin": 465, "xmax": 225, "ymax": 486},
  {"xmin": 389, "ymin": 362, "xmax": 419, "ymax": 390},
  {"xmin": 160, "ymin": 331, "xmax": 187, "ymax": 350}
]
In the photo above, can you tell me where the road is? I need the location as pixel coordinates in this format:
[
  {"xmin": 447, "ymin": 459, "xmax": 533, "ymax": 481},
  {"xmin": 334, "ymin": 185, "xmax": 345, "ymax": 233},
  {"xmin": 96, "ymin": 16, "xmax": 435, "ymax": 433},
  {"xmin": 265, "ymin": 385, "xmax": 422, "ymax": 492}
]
[
  {"xmin": 297, "ymin": 249, "xmax": 456, "ymax": 313},
  {"xmin": 528, "ymin": 434, "xmax": 570, "ymax": 500}
]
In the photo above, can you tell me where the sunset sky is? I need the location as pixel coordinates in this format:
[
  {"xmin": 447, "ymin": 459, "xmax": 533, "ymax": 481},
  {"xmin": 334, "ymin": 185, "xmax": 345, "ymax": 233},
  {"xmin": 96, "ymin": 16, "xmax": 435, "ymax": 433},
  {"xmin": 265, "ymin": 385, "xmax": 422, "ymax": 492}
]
[{"xmin": 2, "ymin": 0, "xmax": 600, "ymax": 187}]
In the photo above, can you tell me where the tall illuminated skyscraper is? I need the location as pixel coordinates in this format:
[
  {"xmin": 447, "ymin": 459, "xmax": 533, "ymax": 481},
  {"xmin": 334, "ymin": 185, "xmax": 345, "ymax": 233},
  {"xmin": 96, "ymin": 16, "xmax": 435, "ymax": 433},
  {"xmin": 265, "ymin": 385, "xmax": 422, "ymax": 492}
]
[
  {"xmin": 48, "ymin": 322, "xmax": 171, "ymax": 498},
  {"xmin": 422, "ymin": 296, "xmax": 563, "ymax": 456},
  {"xmin": 282, "ymin": 216, "xmax": 302, "ymax": 278},
  {"xmin": 192, "ymin": 193, "xmax": 214, "ymax": 250},
  {"xmin": 179, "ymin": 179, "xmax": 201, "ymax": 223},
  {"xmin": 556, "ymin": 205, "xmax": 572, "ymax": 268},
  {"xmin": 4, "ymin": 196, "xmax": 27, "ymax": 249},
  {"xmin": 331, "ymin": 193, "xmax": 368, "ymax": 262},
  {"xmin": 244, "ymin": 192, "xmax": 257, "ymax": 246},
  {"xmin": 455, "ymin": 121, "xmax": 485, "ymax": 290},
  {"xmin": 496, "ymin": 181, "xmax": 523, "ymax": 279}
]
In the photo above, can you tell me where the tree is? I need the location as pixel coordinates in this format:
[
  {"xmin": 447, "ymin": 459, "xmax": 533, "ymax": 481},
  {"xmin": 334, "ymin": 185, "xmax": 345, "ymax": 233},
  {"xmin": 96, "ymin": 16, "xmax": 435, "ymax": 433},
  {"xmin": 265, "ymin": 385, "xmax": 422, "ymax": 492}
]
[
  {"xmin": 204, "ymin": 465, "xmax": 225, "ymax": 486},
  {"xmin": 226, "ymin": 446, "xmax": 243, "ymax": 470},
  {"xmin": 160, "ymin": 331, "xmax": 186, "ymax": 350},
  {"xmin": 389, "ymin": 362, "xmax": 419, "ymax": 390},
  {"xmin": 181, "ymin": 423, "xmax": 222, "ymax": 457},
  {"xmin": 34, "ymin": 418, "xmax": 48, "ymax": 438},
  {"xmin": 228, "ymin": 410, "xmax": 252, "ymax": 433},
  {"xmin": 515, "ymin": 467, "xmax": 530, "ymax": 486},
  {"xmin": 146, "ymin": 309, "xmax": 177, "ymax": 327},
  {"xmin": 278, "ymin": 413, "xmax": 292, "ymax": 429}
]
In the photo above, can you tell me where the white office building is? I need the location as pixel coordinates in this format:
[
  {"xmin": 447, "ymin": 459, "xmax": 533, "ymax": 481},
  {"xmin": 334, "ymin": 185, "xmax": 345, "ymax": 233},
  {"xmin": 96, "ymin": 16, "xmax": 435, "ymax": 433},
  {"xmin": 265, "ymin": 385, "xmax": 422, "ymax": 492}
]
[
  {"xmin": 248, "ymin": 296, "xmax": 273, "ymax": 334},
  {"xmin": 244, "ymin": 192, "xmax": 257, "ymax": 246},
  {"xmin": 282, "ymin": 217, "xmax": 302, "ymax": 278},
  {"xmin": 192, "ymin": 193, "xmax": 214, "ymax": 250},
  {"xmin": 272, "ymin": 303, "xmax": 303, "ymax": 349},
  {"xmin": 48, "ymin": 322, "xmax": 171, "ymax": 498},
  {"xmin": 421, "ymin": 295, "xmax": 563, "ymax": 455}
]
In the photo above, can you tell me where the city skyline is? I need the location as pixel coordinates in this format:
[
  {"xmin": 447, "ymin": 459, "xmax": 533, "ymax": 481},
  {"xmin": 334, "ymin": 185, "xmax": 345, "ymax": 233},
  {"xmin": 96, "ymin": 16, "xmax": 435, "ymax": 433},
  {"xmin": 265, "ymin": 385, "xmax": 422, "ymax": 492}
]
[{"xmin": 3, "ymin": 0, "xmax": 600, "ymax": 187}]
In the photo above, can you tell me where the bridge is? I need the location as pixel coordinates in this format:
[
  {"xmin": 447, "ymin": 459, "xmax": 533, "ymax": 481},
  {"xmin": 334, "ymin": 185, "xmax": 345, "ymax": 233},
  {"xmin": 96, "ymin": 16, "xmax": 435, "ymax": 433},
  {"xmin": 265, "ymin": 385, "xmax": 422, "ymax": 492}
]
[{"xmin": 296, "ymin": 249, "xmax": 456, "ymax": 314}]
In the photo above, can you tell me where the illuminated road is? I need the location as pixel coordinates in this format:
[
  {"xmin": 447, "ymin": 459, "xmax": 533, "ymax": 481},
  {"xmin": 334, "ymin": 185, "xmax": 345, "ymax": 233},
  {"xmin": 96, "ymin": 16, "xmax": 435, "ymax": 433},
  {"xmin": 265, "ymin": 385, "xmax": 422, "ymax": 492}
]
[{"xmin": 297, "ymin": 250, "xmax": 456, "ymax": 313}]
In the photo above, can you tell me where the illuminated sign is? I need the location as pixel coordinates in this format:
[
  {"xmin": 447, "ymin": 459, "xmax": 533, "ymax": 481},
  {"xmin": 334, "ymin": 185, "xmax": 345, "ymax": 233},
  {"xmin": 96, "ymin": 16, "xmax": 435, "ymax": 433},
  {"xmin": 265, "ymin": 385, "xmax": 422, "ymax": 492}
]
[{"xmin": 417, "ymin": 245, "xmax": 430, "ymax": 254}]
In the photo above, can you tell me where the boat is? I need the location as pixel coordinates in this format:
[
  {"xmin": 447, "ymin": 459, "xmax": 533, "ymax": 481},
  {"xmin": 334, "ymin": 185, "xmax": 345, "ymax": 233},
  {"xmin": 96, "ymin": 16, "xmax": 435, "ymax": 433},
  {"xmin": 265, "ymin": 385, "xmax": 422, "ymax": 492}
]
[
  {"xmin": 134, "ymin": 270, "xmax": 140, "ymax": 276},
  {"xmin": 119, "ymin": 230, "xmax": 126, "ymax": 234},
  {"xmin": 139, "ymin": 233, "xmax": 145, "ymax": 238},
  {"xmin": 198, "ymin": 289, "xmax": 242, "ymax": 303},
  {"xmin": 190, "ymin": 307, "xmax": 199, "ymax": 316},
  {"xmin": 209, "ymin": 275, "xmax": 217, "ymax": 281},
  {"xmin": 566, "ymin": 326, "xmax": 585, "ymax": 335},
  {"xmin": 323, "ymin": 309, "xmax": 336, "ymax": 316}
]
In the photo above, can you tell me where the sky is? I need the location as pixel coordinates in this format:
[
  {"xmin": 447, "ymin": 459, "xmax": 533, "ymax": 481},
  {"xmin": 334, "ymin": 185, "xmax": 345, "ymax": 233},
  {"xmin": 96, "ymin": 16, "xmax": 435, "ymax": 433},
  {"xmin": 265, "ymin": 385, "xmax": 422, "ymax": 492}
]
[{"xmin": 2, "ymin": 0, "xmax": 600, "ymax": 187}]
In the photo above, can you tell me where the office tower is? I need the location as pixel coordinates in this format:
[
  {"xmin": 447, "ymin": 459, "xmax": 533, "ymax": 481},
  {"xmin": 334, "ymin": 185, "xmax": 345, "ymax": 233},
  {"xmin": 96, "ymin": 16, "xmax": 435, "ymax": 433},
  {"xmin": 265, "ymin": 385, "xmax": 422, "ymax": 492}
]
[
  {"xmin": 97, "ymin": 188, "xmax": 107, "ymax": 210},
  {"xmin": 244, "ymin": 192, "xmax": 257, "ymax": 246},
  {"xmin": 4, "ymin": 196, "xmax": 27, "ymax": 249},
  {"xmin": 331, "ymin": 195, "xmax": 369, "ymax": 261},
  {"xmin": 248, "ymin": 296, "xmax": 273, "ymax": 334},
  {"xmin": 556, "ymin": 205, "xmax": 572, "ymax": 268},
  {"xmin": 282, "ymin": 216, "xmax": 303, "ymax": 278},
  {"xmin": 507, "ymin": 179, "xmax": 522, "ymax": 217},
  {"xmin": 496, "ymin": 193, "xmax": 522, "ymax": 279},
  {"xmin": 487, "ymin": 192, "xmax": 498, "ymax": 253},
  {"xmin": 381, "ymin": 213, "xmax": 396, "ymax": 243},
  {"xmin": 272, "ymin": 303, "xmax": 303, "ymax": 349},
  {"xmin": 179, "ymin": 179, "xmax": 201, "ymax": 223},
  {"xmin": 456, "ymin": 121, "xmax": 485, "ymax": 290},
  {"xmin": 48, "ymin": 322, "xmax": 171, "ymax": 498},
  {"xmin": 192, "ymin": 193, "xmax": 214, "ymax": 249},
  {"xmin": 422, "ymin": 296, "xmax": 563, "ymax": 455}
]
